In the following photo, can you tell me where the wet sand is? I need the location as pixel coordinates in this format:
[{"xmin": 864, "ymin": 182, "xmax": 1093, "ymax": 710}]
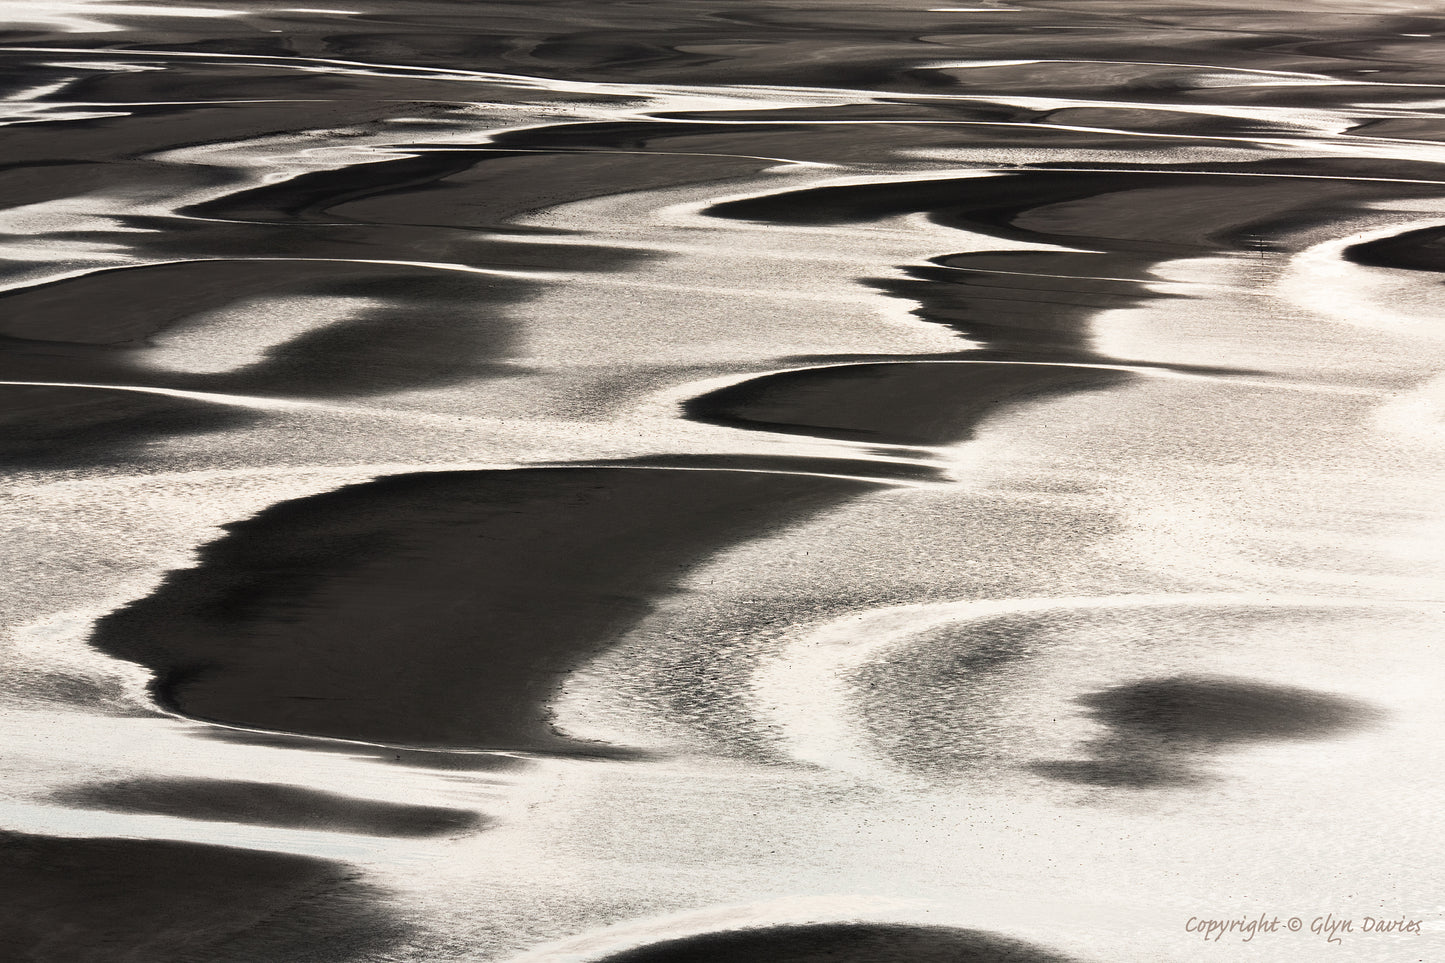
[
  {"xmin": 50, "ymin": 777, "xmax": 485, "ymax": 837},
  {"xmin": 0, "ymin": 382, "xmax": 252, "ymax": 468},
  {"xmin": 0, "ymin": 830, "xmax": 411, "ymax": 963},
  {"xmin": 1346, "ymin": 225, "xmax": 1445, "ymax": 273},
  {"xmin": 684, "ymin": 362, "xmax": 1131, "ymax": 446},
  {"xmin": 6, "ymin": 0, "xmax": 1445, "ymax": 961},
  {"xmin": 91, "ymin": 467, "xmax": 878, "ymax": 751},
  {"xmin": 1029, "ymin": 675, "xmax": 1382, "ymax": 788}
]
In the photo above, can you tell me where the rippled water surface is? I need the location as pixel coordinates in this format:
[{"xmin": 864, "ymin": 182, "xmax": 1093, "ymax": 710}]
[{"xmin": 3, "ymin": 1, "xmax": 1445, "ymax": 960}]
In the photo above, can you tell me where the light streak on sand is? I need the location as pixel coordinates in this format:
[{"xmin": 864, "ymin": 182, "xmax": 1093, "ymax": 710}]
[
  {"xmin": 0, "ymin": 2, "xmax": 243, "ymax": 33},
  {"xmin": 0, "ymin": 380, "xmax": 320, "ymax": 411},
  {"xmin": 1010, "ymin": 166, "xmax": 1445, "ymax": 187},
  {"xmin": 0, "ymin": 256, "xmax": 558, "ymax": 296},
  {"xmin": 0, "ymin": 798, "xmax": 414, "ymax": 862},
  {"xmin": 12, "ymin": 45, "xmax": 1441, "ymax": 117}
]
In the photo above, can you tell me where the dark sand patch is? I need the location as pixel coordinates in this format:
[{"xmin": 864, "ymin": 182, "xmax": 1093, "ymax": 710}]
[
  {"xmin": 183, "ymin": 117, "xmax": 966, "ymax": 232},
  {"xmin": 50, "ymin": 777, "xmax": 484, "ymax": 838},
  {"xmin": 707, "ymin": 170, "xmax": 1233, "ymax": 255},
  {"xmin": 696, "ymin": 164, "xmax": 1445, "ymax": 418},
  {"xmin": 1071, "ymin": 675, "xmax": 1379, "ymax": 742},
  {"xmin": 186, "ymin": 271, "xmax": 527, "ymax": 399},
  {"xmin": 102, "ymin": 212, "xmax": 635, "ymax": 270},
  {"xmin": 0, "ymin": 830, "xmax": 410, "ymax": 963},
  {"xmin": 11, "ymin": 0, "xmax": 1445, "ymax": 95},
  {"xmin": 874, "ymin": 250, "xmax": 1162, "ymax": 360},
  {"xmin": 316, "ymin": 149, "xmax": 777, "ymax": 229},
  {"xmin": 0, "ymin": 93, "xmax": 568, "ymax": 172},
  {"xmin": 0, "ymin": 160, "xmax": 151, "ymax": 212},
  {"xmin": 1030, "ymin": 756, "xmax": 1195, "ymax": 790},
  {"xmin": 0, "ymin": 259, "xmax": 523, "ymax": 351},
  {"xmin": 482, "ymin": 110, "xmax": 1180, "ymax": 167},
  {"xmin": 592, "ymin": 453, "xmax": 943, "ymax": 482},
  {"xmin": 0, "ymin": 264, "xmax": 529, "ymax": 406},
  {"xmin": 684, "ymin": 361, "xmax": 1130, "ymax": 446},
  {"xmin": 1031, "ymin": 675, "xmax": 1381, "ymax": 789},
  {"xmin": 1345, "ymin": 224, "xmax": 1445, "ymax": 274},
  {"xmin": 181, "ymin": 149, "xmax": 508, "ymax": 222},
  {"xmin": 589, "ymin": 922, "xmax": 1087, "ymax": 963},
  {"xmin": 711, "ymin": 166, "xmax": 1443, "ymax": 256},
  {"xmin": 0, "ymin": 383, "xmax": 254, "ymax": 469},
  {"xmin": 0, "ymin": 260, "xmax": 425, "ymax": 346},
  {"xmin": 90, "ymin": 467, "xmax": 878, "ymax": 751}
]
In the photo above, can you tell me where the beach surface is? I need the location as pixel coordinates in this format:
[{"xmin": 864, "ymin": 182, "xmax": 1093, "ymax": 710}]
[{"xmin": 3, "ymin": 1, "xmax": 1445, "ymax": 961}]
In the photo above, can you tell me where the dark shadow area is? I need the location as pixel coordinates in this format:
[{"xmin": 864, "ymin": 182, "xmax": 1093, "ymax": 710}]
[
  {"xmin": 198, "ymin": 271, "xmax": 526, "ymax": 399},
  {"xmin": 178, "ymin": 130, "xmax": 778, "ymax": 230},
  {"xmin": 1075, "ymin": 675, "xmax": 1379, "ymax": 742},
  {"xmin": 589, "ymin": 453, "xmax": 944, "ymax": 482},
  {"xmin": 0, "ymin": 830, "xmax": 412, "ymax": 963},
  {"xmin": 1031, "ymin": 756, "xmax": 1195, "ymax": 789},
  {"xmin": 1345, "ymin": 224, "xmax": 1445, "ymax": 273},
  {"xmin": 590, "ymin": 922, "xmax": 1088, "ymax": 963},
  {"xmin": 311, "ymin": 146, "xmax": 778, "ymax": 230},
  {"xmin": 0, "ymin": 260, "xmax": 394, "ymax": 346},
  {"xmin": 89, "ymin": 467, "xmax": 878, "ymax": 752},
  {"xmin": 0, "ymin": 383, "xmax": 255, "ymax": 469},
  {"xmin": 180, "ymin": 149, "xmax": 509, "ymax": 222},
  {"xmin": 687, "ymin": 163, "xmax": 1435, "ymax": 449},
  {"xmin": 0, "ymin": 264, "xmax": 529, "ymax": 466},
  {"xmin": 50, "ymin": 778, "xmax": 485, "ymax": 838},
  {"xmin": 706, "ymin": 169, "xmax": 1222, "ymax": 256},
  {"xmin": 0, "ymin": 261, "xmax": 526, "ymax": 394},
  {"xmin": 710, "ymin": 164, "xmax": 1445, "ymax": 258},
  {"xmin": 1031, "ymin": 675, "xmax": 1382, "ymax": 789},
  {"xmin": 12, "ymin": 0, "xmax": 1444, "ymax": 96},
  {"xmin": 873, "ymin": 250, "xmax": 1163, "ymax": 361},
  {"xmin": 684, "ymin": 362, "xmax": 1131, "ymax": 446},
  {"xmin": 99, "ymin": 212, "xmax": 634, "ymax": 270}
]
